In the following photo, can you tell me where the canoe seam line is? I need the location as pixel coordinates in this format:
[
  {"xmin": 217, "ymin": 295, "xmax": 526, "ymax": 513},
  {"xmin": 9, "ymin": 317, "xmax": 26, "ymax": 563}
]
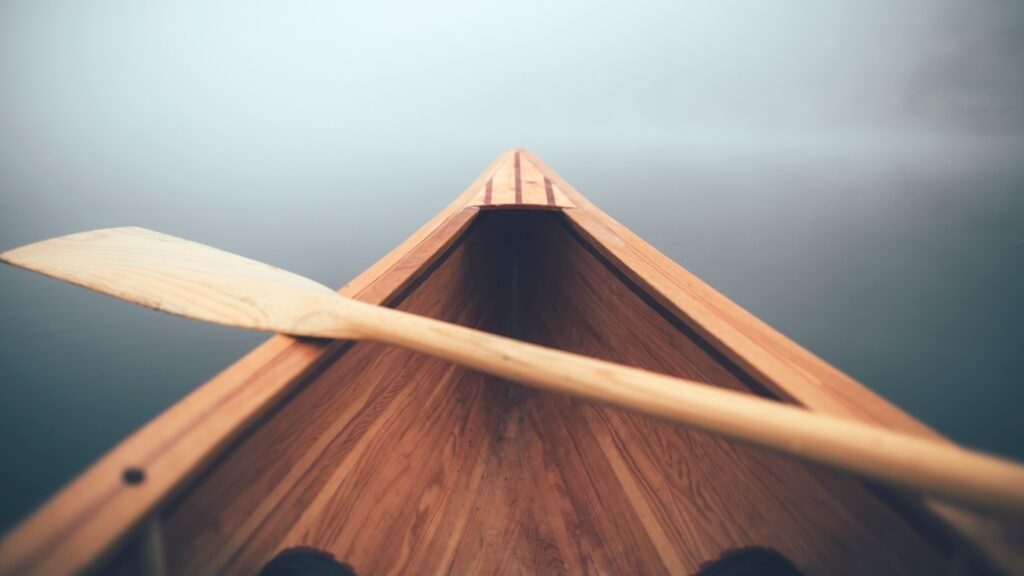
[{"xmin": 553, "ymin": 213, "xmax": 779, "ymax": 401}]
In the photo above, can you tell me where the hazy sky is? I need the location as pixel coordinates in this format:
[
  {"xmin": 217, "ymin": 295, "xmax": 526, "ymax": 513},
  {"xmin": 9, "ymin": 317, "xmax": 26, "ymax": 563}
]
[
  {"xmin": 1, "ymin": 0, "xmax": 1023, "ymax": 531},
  {"xmin": 2, "ymin": 0, "xmax": 1022, "ymax": 257},
  {"xmin": 2, "ymin": 1, "xmax": 1022, "ymax": 167}
]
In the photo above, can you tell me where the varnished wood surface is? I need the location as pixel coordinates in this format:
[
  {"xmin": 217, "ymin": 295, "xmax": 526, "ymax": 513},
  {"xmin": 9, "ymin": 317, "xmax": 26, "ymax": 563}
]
[
  {"xmin": 468, "ymin": 151, "xmax": 574, "ymax": 209},
  {"xmin": 155, "ymin": 212, "xmax": 949, "ymax": 575},
  {"xmin": 0, "ymin": 227, "xmax": 365, "ymax": 338}
]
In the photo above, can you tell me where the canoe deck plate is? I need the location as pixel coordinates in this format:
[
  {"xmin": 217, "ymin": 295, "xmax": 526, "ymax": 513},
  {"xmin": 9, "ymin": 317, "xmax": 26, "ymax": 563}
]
[{"xmin": 468, "ymin": 151, "xmax": 575, "ymax": 210}]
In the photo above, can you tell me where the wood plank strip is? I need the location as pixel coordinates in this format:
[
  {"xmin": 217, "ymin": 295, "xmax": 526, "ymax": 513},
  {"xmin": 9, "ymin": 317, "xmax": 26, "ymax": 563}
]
[
  {"xmin": 517, "ymin": 154, "xmax": 550, "ymax": 206},
  {"xmin": 550, "ymin": 182, "xmax": 574, "ymax": 208},
  {"xmin": 491, "ymin": 154, "xmax": 516, "ymax": 206}
]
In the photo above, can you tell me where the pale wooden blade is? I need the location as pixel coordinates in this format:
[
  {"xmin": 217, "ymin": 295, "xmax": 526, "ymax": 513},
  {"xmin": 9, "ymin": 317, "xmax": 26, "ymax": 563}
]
[{"xmin": 0, "ymin": 227, "xmax": 360, "ymax": 338}]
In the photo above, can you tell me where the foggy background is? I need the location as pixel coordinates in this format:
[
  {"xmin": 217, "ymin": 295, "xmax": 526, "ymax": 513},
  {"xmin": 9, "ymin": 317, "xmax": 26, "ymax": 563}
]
[{"xmin": 1, "ymin": 0, "xmax": 1023, "ymax": 532}]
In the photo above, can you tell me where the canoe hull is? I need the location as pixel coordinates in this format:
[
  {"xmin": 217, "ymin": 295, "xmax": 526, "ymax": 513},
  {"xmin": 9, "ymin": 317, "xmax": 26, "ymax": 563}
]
[{"xmin": 150, "ymin": 211, "xmax": 943, "ymax": 575}]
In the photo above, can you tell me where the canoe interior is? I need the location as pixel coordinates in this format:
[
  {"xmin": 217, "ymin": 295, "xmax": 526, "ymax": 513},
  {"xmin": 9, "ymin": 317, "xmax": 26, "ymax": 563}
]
[{"xmin": 106, "ymin": 210, "xmax": 950, "ymax": 575}]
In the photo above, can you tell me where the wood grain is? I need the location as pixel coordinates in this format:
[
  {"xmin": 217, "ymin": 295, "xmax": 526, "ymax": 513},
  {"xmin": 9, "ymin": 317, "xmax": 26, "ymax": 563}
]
[
  {"xmin": 155, "ymin": 211, "xmax": 950, "ymax": 575},
  {"xmin": 468, "ymin": 151, "xmax": 573, "ymax": 209}
]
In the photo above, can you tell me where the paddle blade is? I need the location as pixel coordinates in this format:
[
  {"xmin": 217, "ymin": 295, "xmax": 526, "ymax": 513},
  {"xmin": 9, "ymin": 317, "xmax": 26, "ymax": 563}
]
[{"xmin": 0, "ymin": 227, "xmax": 360, "ymax": 338}]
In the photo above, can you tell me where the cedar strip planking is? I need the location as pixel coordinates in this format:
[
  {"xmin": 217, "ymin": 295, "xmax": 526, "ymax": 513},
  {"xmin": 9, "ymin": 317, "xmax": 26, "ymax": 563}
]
[
  {"xmin": 517, "ymin": 153, "xmax": 551, "ymax": 206},
  {"xmin": 164, "ymin": 212, "xmax": 514, "ymax": 575},
  {"xmin": 160, "ymin": 212, "xmax": 946, "ymax": 575},
  {"xmin": 466, "ymin": 152, "xmax": 572, "ymax": 209}
]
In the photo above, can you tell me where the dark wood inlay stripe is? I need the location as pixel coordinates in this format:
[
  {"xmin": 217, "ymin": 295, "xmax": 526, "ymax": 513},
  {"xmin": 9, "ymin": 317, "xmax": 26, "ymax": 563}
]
[
  {"xmin": 514, "ymin": 152, "xmax": 522, "ymax": 204},
  {"xmin": 544, "ymin": 177, "xmax": 555, "ymax": 206},
  {"xmin": 484, "ymin": 178, "xmax": 493, "ymax": 205}
]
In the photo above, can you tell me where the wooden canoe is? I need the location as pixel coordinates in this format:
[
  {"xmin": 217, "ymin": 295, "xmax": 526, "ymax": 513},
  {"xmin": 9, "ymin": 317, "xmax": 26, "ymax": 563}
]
[{"xmin": 0, "ymin": 149, "xmax": 1019, "ymax": 575}]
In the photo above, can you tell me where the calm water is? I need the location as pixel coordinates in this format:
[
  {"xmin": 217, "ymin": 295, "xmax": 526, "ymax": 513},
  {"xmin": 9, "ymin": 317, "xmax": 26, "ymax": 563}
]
[{"xmin": 2, "ymin": 1, "xmax": 1023, "ymax": 536}]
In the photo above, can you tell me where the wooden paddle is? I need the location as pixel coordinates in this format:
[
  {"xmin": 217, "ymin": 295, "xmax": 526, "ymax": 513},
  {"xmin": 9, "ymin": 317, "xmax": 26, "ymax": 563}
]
[{"xmin": 3, "ymin": 226, "xmax": 1024, "ymax": 518}]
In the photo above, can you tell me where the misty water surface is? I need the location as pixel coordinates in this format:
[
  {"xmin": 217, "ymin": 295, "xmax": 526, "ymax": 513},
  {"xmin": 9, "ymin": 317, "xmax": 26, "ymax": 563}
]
[{"xmin": 1, "ymin": 0, "xmax": 1023, "ymax": 534}]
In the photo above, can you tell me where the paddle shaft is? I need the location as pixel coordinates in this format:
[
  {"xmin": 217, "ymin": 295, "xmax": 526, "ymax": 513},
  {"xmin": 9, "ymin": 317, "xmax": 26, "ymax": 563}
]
[
  {"xmin": 338, "ymin": 298, "xmax": 1024, "ymax": 518},
  {"xmin": 3, "ymin": 227, "xmax": 1023, "ymax": 518}
]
